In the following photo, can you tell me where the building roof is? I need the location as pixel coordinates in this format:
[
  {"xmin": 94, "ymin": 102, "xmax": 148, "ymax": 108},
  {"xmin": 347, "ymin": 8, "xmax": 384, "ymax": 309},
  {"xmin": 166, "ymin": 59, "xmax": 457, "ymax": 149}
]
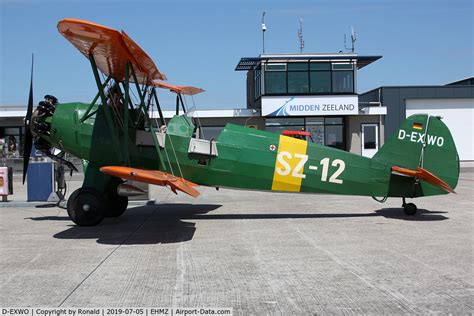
[
  {"xmin": 445, "ymin": 76, "xmax": 474, "ymax": 86},
  {"xmin": 235, "ymin": 53, "xmax": 382, "ymax": 71},
  {"xmin": 359, "ymin": 84, "xmax": 474, "ymax": 103}
]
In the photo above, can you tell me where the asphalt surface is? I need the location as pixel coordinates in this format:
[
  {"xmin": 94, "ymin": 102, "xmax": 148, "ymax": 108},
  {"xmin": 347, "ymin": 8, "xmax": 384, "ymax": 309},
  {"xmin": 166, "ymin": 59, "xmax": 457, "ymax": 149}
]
[{"xmin": 1, "ymin": 173, "xmax": 473, "ymax": 314}]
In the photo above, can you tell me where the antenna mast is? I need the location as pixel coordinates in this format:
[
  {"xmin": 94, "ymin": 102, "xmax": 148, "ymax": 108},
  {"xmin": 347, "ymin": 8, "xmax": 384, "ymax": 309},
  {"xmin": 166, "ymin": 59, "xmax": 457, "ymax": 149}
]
[
  {"xmin": 297, "ymin": 18, "xmax": 304, "ymax": 53},
  {"xmin": 344, "ymin": 25, "xmax": 356, "ymax": 52},
  {"xmin": 261, "ymin": 11, "xmax": 267, "ymax": 54}
]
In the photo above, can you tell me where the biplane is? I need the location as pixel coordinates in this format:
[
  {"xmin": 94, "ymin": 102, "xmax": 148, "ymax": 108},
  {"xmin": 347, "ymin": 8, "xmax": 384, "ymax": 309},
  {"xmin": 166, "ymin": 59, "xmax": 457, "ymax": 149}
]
[{"xmin": 23, "ymin": 19, "xmax": 460, "ymax": 226}]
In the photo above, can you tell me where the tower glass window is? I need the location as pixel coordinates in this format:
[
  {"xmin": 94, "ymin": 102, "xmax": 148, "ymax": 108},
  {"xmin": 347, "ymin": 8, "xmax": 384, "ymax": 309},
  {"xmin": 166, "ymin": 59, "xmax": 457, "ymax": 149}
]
[
  {"xmin": 332, "ymin": 71, "xmax": 354, "ymax": 93},
  {"xmin": 265, "ymin": 63, "xmax": 287, "ymax": 94},
  {"xmin": 288, "ymin": 62, "xmax": 309, "ymax": 94},
  {"xmin": 261, "ymin": 61, "xmax": 355, "ymax": 96},
  {"xmin": 254, "ymin": 66, "xmax": 262, "ymax": 99},
  {"xmin": 332, "ymin": 63, "xmax": 354, "ymax": 93}
]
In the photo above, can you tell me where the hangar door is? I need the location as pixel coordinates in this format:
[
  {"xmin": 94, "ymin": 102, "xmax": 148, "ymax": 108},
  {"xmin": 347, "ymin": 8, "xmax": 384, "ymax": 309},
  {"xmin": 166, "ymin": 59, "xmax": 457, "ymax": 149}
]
[{"xmin": 406, "ymin": 98, "xmax": 474, "ymax": 161}]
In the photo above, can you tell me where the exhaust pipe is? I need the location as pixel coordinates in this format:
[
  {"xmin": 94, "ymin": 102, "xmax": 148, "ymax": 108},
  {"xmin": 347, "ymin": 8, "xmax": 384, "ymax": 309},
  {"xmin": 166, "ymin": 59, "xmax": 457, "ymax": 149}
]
[{"xmin": 117, "ymin": 183, "xmax": 147, "ymax": 196}]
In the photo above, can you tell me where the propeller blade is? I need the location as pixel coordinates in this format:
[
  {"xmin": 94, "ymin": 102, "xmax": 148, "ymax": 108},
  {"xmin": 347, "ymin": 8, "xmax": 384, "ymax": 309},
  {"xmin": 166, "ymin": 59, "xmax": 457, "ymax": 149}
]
[{"xmin": 22, "ymin": 54, "xmax": 34, "ymax": 184}]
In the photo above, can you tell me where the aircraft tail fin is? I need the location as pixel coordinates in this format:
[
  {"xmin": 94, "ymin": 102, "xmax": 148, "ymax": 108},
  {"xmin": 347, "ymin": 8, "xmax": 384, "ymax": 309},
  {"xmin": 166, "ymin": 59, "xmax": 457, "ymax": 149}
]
[{"xmin": 372, "ymin": 114, "xmax": 459, "ymax": 197}]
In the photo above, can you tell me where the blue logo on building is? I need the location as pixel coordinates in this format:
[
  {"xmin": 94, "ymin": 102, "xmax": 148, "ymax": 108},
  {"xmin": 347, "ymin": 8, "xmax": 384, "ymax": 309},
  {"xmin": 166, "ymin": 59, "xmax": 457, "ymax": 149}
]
[{"xmin": 268, "ymin": 97, "xmax": 294, "ymax": 116}]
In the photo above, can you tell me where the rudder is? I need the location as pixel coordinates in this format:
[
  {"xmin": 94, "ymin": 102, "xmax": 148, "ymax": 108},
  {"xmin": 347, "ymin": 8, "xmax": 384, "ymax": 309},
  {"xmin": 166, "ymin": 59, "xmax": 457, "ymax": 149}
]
[{"xmin": 373, "ymin": 114, "xmax": 459, "ymax": 197}]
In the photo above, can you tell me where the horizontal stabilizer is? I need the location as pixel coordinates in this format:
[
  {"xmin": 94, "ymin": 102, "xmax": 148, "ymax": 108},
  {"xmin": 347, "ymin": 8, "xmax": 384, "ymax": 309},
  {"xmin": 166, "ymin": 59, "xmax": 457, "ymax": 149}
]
[
  {"xmin": 100, "ymin": 166, "xmax": 200, "ymax": 197},
  {"xmin": 391, "ymin": 166, "xmax": 456, "ymax": 194}
]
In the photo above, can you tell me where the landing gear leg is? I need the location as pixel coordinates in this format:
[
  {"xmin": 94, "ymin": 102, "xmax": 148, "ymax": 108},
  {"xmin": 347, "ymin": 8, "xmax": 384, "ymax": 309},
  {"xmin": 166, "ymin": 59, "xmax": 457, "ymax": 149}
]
[{"xmin": 402, "ymin": 197, "xmax": 417, "ymax": 215}]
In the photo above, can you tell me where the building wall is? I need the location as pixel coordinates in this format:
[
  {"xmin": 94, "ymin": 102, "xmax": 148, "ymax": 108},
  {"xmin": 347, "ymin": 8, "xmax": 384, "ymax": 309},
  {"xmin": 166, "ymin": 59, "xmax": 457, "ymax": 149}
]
[
  {"xmin": 246, "ymin": 69, "xmax": 256, "ymax": 109},
  {"xmin": 198, "ymin": 117, "xmax": 265, "ymax": 130},
  {"xmin": 0, "ymin": 117, "xmax": 23, "ymax": 127},
  {"xmin": 346, "ymin": 115, "xmax": 383, "ymax": 155},
  {"xmin": 360, "ymin": 86, "xmax": 474, "ymax": 142},
  {"xmin": 406, "ymin": 98, "xmax": 474, "ymax": 160}
]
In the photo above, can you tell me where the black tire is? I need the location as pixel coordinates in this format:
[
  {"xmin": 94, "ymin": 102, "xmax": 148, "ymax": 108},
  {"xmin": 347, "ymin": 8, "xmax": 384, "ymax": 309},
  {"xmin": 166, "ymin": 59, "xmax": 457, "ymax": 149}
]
[
  {"xmin": 104, "ymin": 194, "xmax": 128, "ymax": 217},
  {"xmin": 67, "ymin": 188, "xmax": 105, "ymax": 226},
  {"xmin": 103, "ymin": 178, "xmax": 128, "ymax": 217},
  {"xmin": 403, "ymin": 203, "xmax": 417, "ymax": 216}
]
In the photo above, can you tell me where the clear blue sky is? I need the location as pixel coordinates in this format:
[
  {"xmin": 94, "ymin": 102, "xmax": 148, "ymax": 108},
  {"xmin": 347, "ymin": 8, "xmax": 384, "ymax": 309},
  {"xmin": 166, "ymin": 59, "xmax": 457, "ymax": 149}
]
[{"xmin": 1, "ymin": 0, "xmax": 473, "ymax": 110}]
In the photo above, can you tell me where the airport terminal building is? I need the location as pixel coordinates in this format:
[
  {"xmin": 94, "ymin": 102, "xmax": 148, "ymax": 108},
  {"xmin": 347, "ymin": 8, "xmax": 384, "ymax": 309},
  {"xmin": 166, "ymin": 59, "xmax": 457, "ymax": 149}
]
[
  {"xmin": 1, "ymin": 53, "xmax": 473, "ymax": 162},
  {"xmin": 234, "ymin": 53, "xmax": 385, "ymax": 158}
]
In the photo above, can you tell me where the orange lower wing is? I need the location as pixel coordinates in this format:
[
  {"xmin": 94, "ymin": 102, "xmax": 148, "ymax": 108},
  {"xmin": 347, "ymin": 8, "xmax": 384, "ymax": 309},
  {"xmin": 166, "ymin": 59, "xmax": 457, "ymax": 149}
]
[
  {"xmin": 391, "ymin": 166, "xmax": 455, "ymax": 194},
  {"xmin": 100, "ymin": 166, "xmax": 200, "ymax": 198}
]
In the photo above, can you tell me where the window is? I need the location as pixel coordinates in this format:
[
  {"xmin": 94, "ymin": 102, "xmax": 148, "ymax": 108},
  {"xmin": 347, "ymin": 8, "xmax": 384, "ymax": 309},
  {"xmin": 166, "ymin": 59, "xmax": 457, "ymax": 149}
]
[
  {"xmin": 310, "ymin": 63, "xmax": 331, "ymax": 71},
  {"xmin": 266, "ymin": 64, "xmax": 287, "ymax": 71},
  {"xmin": 265, "ymin": 118, "xmax": 304, "ymax": 134},
  {"xmin": 306, "ymin": 117, "xmax": 324, "ymax": 145},
  {"xmin": 287, "ymin": 63, "xmax": 308, "ymax": 71},
  {"xmin": 254, "ymin": 66, "xmax": 262, "ymax": 99},
  {"xmin": 324, "ymin": 117, "xmax": 345, "ymax": 150},
  {"xmin": 265, "ymin": 117, "xmax": 346, "ymax": 150},
  {"xmin": 288, "ymin": 72, "xmax": 309, "ymax": 94},
  {"xmin": 265, "ymin": 71, "xmax": 287, "ymax": 94},
  {"xmin": 363, "ymin": 125, "xmax": 377, "ymax": 149},
  {"xmin": 310, "ymin": 62, "xmax": 331, "ymax": 94},
  {"xmin": 288, "ymin": 63, "xmax": 309, "ymax": 93},
  {"xmin": 332, "ymin": 71, "xmax": 354, "ymax": 93},
  {"xmin": 324, "ymin": 117, "xmax": 343, "ymax": 125},
  {"xmin": 310, "ymin": 71, "xmax": 331, "ymax": 93},
  {"xmin": 304, "ymin": 117, "xmax": 345, "ymax": 148},
  {"xmin": 0, "ymin": 127, "xmax": 23, "ymax": 157},
  {"xmin": 325, "ymin": 125, "xmax": 344, "ymax": 149},
  {"xmin": 265, "ymin": 63, "xmax": 287, "ymax": 94},
  {"xmin": 332, "ymin": 63, "xmax": 353, "ymax": 70},
  {"xmin": 259, "ymin": 61, "xmax": 355, "ymax": 97},
  {"xmin": 332, "ymin": 63, "xmax": 354, "ymax": 93}
]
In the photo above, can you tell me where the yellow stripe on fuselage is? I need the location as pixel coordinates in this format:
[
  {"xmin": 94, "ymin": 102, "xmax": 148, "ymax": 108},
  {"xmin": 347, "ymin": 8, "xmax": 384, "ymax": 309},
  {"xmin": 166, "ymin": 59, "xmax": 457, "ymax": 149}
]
[{"xmin": 271, "ymin": 135, "xmax": 308, "ymax": 192}]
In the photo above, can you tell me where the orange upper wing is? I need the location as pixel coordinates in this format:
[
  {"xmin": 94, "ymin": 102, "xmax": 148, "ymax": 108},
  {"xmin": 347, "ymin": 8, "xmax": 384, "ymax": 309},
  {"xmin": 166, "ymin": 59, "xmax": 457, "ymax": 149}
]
[
  {"xmin": 100, "ymin": 166, "xmax": 200, "ymax": 198},
  {"xmin": 58, "ymin": 18, "xmax": 166, "ymax": 84}
]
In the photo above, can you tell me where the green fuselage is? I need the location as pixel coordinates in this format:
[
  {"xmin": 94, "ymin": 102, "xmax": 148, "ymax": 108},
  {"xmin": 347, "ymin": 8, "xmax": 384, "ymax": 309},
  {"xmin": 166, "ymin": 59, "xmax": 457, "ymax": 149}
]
[{"xmin": 45, "ymin": 102, "xmax": 456, "ymax": 199}]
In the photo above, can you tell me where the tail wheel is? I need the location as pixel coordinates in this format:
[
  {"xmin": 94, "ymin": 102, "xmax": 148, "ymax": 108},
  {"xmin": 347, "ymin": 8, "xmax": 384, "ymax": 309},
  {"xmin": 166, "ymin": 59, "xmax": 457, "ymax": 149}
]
[
  {"xmin": 403, "ymin": 202, "xmax": 417, "ymax": 216},
  {"xmin": 67, "ymin": 188, "xmax": 105, "ymax": 226},
  {"xmin": 104, "ymin": 178, "xmax": 128, "ymax": 217}
]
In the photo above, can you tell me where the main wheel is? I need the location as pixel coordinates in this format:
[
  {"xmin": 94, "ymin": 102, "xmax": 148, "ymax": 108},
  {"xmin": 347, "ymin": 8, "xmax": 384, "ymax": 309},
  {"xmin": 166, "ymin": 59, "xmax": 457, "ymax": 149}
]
[
  {"xmin": 67, "ymin": 188, "xmax": 105, "ymax": 226},
  {"xmin": 104, "ymin": 194, "xmax": 128, "ymax": 217},
  {"xmin": 104, "ymin": 178, "xmax": 128, "ymax": 217},
  {"xmin": 403, "ymin": 202, "xmax": 417, "ymax": 216}
]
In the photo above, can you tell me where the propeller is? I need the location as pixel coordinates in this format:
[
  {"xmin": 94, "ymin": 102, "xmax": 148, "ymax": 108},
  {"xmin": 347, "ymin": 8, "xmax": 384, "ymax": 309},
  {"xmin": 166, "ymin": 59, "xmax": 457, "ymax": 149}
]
[{"xmin": 22, "ymin": 54, "xmax": 34, "ymax": 184}]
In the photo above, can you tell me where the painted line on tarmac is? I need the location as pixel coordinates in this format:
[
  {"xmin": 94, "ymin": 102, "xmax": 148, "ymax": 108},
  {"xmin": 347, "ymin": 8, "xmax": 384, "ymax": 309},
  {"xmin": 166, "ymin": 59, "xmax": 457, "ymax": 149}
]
[{"xmin": 57, "ymin": 206, "xmax": 158, "ymax": 307}]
